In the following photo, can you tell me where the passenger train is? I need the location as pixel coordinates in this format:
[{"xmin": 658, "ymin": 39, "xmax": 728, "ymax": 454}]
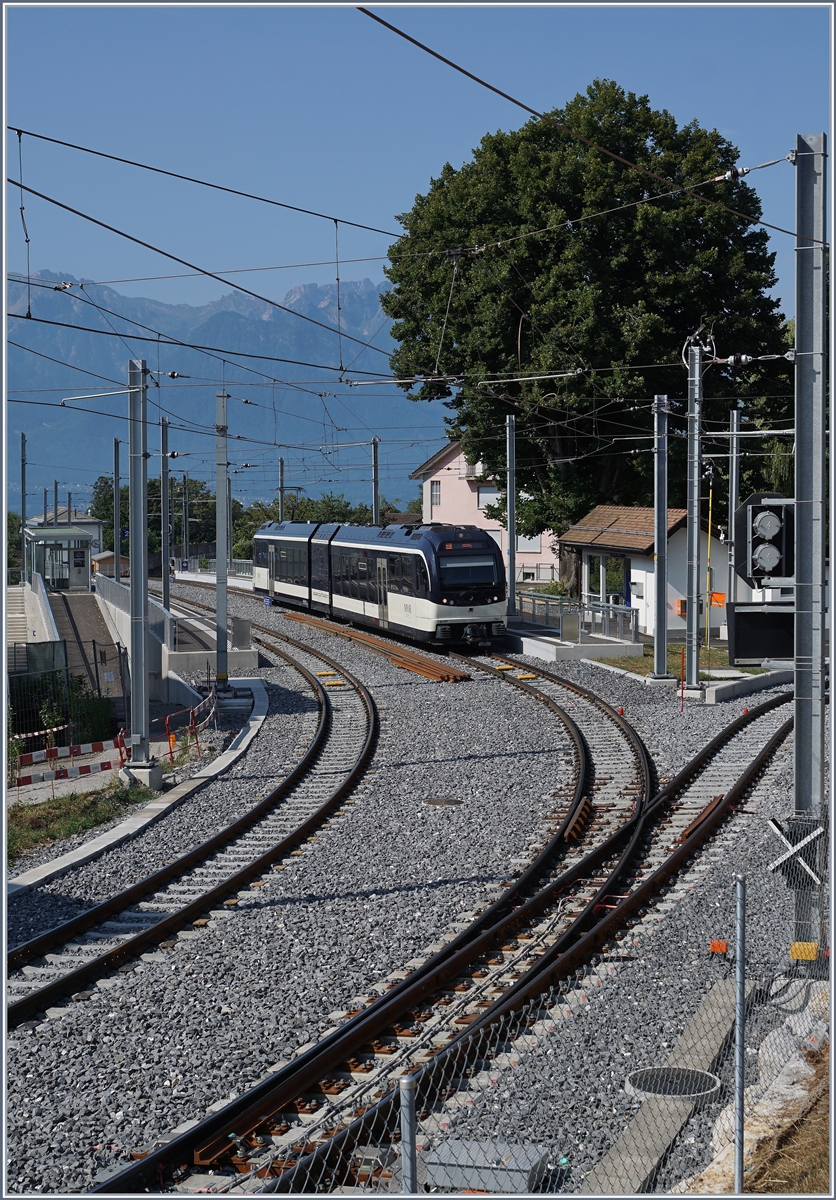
[{"xmin": 252, "ymin": 521, "xmax": 507, "ymax": 645}]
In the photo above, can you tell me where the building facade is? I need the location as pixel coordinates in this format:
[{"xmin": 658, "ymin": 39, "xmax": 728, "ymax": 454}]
[{"xmin": 409, "ymin": 441, "xmax": 560, "ymax": 582}]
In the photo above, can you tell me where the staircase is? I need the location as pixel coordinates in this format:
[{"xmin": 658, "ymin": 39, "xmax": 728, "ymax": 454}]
[{"xmin": 6, "ymin": 586, "xmax": 28, "ymax": 645}]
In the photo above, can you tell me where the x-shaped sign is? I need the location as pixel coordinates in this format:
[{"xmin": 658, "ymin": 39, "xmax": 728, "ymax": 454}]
[{"xmin": 767, "ymin": 819, "xmax": 823, "ymax": 886}]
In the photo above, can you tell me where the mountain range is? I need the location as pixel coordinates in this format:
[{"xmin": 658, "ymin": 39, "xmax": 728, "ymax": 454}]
[{"xmin": 7, "ymin": 271, "xmax": 442, "ymax": 510}]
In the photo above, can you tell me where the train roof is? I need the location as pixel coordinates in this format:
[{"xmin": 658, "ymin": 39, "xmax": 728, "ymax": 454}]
[{"xmin": 254, "ymin": 520, "xmax": 501, "ymax": 551}]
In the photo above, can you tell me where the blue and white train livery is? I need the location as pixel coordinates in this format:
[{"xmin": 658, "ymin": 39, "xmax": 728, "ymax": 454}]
[{"xmin": 252, "ymin": 521, "xmax": 507, "ymax": 645}]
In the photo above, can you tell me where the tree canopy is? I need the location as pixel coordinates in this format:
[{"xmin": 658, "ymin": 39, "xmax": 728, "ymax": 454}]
[{"xmin": 382, "ymin": 79, "xmax": 792, "ymax": 536}]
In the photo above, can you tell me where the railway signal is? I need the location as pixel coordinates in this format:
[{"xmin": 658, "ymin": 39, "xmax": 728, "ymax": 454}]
[{"xmin": 733, "ymin": 493, "xmax": 794, "ymax": 588}]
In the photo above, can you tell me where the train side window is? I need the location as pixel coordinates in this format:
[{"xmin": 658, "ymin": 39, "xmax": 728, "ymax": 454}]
[
  {"xmin": 401, "ymin": 555, "xmax": 415, "ymax": 595},
  {"xmin": 416, "ymin": 557, "xmax": 429, "ymax": 593},
  {"xmin": 388, "ymin": 554, "xmax": 401, "ymax": 592},
  {"xmin": 349, "ymin": 554, "xmax": 359, "ymax": 600},
  {"xmin": 358, "ymin": 557, "xmax": 368, "ymax": 602}
]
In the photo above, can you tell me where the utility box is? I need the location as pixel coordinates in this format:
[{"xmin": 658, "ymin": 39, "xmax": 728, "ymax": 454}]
[
  {"xmin": 424, "ymin": 1139, "xmax": 549, "ymax": 1193},
  {"xmin": 231, "ymin": 618, "xmax": 252, "ymax": 649},
  {"xmin": 727, "ymin": 602, "xmax": 794, "ymax": 665}
]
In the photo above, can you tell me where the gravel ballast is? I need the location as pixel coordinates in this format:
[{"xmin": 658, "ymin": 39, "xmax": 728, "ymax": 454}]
[
  {"xmin": 6, "ymin": 663, "xmax": 318, "ymax": 949},
  {"xmin": 4, "ymin": 594, "xmax": 816, "ymax": 1196},
  {"xmin": 6, "ymin": 597, "xmax": 579, "ymax": 1193}
]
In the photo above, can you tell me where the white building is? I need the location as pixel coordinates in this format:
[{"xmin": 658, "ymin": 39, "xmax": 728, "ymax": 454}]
[{"xmin": 558, "ymin": 504, "xmax": 738, "ymax": 637}]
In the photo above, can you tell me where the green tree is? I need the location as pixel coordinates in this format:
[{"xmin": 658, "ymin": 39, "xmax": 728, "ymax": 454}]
[
  {"xmin": 7, "ymin": 510, "xmax": 22, "ymax": 567},
  {"xmin": 382, "ymin": 79, "xmax": 791, "ymax": 535}
]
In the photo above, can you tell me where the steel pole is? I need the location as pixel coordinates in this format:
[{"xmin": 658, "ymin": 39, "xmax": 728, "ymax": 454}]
[
  {"xmin": 20, "ymin": 433, "xmax": 27, "ymax": 584},
  {"xmin": 507, "ymin": 414, "xmax": 516, "ymax": 619},
  {"xmin": 53, "ymin": 480, "xmax": 58, "ymax": 526},
  {"xmin": 651, "ymin": 396, "xmax": 673, "ymax": 678},
  {"xmin": 183, "ymin": 471, "xmax": 190, "ymax": 564},
  {"xmin": 685, "ymin": 344, "xmax": 703, "ymax": 691},
  {"xmin": 372, "ymin": 437, "xmax": 380, "ymax": 525},
  {"xmin": 279, "ymin": 457, "xmax": 285, "ymax": 522},
  {"xmin": 727, "ymin": 405, "xmax": 742, "ymax": 610},
  {"xmin": 227, "ymin": 476, "xmax": 233, "ymax": 569},
  {"xmin": 161, "ymin": 418, "xmax": 170, "ymax": 611},
  {"xmin": 734, "ymin": 872, "xmax": 747, "ymax": 1194},
  {"xmin": 399, "ymin": 1075, "xmax": 418, "ymax": 1193},
  {"xmin": 113, "ymin": 439, "xmax": 121, "ymax": 585},
  {"xmin": 216, "ymin": 392, "xmax": 229, "ymax": 690},
  {"xmin": 68, "ymin": 492, "xmax": 72, "ymax": 526},
  {"xmin": 794, "ymin": 133, "xmax": 827, "ymax": 824},
  {"xmin": 43, "ymin": 488, "xmax": 47, "ymax": 527},
  {"xmin": 128, "ymin": 360, "xmax": 150, "ymax": 766}
]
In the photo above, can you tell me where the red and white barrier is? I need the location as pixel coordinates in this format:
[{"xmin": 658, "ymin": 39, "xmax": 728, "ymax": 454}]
[
  {"xmin": 15, "ymin": 760, "xmax": 121, "ymax": 787},
  {"xmin": 18, "ymin": 738, "xmax": 123, "ymax": 768}
]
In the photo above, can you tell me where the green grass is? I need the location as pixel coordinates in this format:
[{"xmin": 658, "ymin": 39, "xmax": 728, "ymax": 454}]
[
  {"xmin": 598, "ymin": 643, "xmax": 765, "ymax": 679},
  {"xmin": 7, "ymin": 780, "xmax": 155, "ymax": 868}
]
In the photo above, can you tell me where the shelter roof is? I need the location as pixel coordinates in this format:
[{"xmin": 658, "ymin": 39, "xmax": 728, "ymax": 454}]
[{"xmin": 558, "ymin": 506, "xmax": 688, "ymax": 555}]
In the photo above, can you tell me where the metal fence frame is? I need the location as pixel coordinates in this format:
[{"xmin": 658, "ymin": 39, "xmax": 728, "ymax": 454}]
[{"xmin": 514, "ymin": 594, "xmax": 639, "ymax": 644}]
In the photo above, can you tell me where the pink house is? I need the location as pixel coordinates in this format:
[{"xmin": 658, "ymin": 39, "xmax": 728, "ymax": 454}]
[{"xmin": 409, "ymin": 441, "xmax": 559, "ymax": 583}]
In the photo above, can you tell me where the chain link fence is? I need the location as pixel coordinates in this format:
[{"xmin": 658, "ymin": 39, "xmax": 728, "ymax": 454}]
[{"xmin": 193, "ymin": 859, "xmax": 827, "ymax": 1196}]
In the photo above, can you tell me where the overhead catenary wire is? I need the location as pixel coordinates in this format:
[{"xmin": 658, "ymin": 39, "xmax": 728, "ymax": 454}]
[
  {"xmin": 6, "ymin": 177, "xmax": 392, "ymax": 355},
  {"xmin": 7, "ymin": 126, "xmax": 400, "ymax": 237},
  {"xmin": 357, "ymin": 7, "xmax": 826, "ymax": 247}
]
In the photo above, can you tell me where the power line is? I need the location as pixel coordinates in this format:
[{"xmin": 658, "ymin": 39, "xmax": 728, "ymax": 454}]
[
  {"xmin": 7, "ymin": 312, "xmax": 394, "ymax": 376},
  {"xmin": 6, "ymin": 177, "xmax": 392, "ymax": 355},
  {"xmin": 8, "ymin": 126, "xmax": 401, "ymax": 238},
  {"xmin": 358, "ymin": 7, "xmax": 824, "ymax": 246}
]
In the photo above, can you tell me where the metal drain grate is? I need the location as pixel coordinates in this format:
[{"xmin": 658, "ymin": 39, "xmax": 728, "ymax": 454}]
[{"xmin": 626, "ymin": 1067, "xmax": 721, "ymax": 1103}]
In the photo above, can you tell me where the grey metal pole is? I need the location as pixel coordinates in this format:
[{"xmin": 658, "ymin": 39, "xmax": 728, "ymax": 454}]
[
  {"xmin": 53, "ymin": 480, "xmax": 58, "ymax": 526},
  {"xmin": 216, "ymin": 392, "xmax": 229, "ymax": 690},
  {"xmin": 794, "ymin": 133, "xmax": 827, "ymax": 829},
  {"xmin": 651, "ymin": 396, "xmax": 673, "ymax": 679},
  {"xmin": 128, "ymin": 359, "xmax": 150, "ymax": 766},
  {"xmin": 20, "ymin": 433, "xmax": 27, "ymax": 584},
  {"xmin": 685, "ymin": 344, "xmax": 703, "ymax": 691},
  {"xmin": 507, "ymin": 414, "xmax": 516, "ymax": 619},
  {"xmin": 372, "ymin": 437, "xmax": 380, "ymax": 525},
  {"xmin": 184, "ymin": 471, "xmax": 190, "ymax": 564},
  {"xmin": 734, "ymin": 872, "xmax": 747, "ymax": 1194},
  {"xmin": 67, "ymin": 492, "xmax": 72, "ymax": 525},
  {"xmin": 161, "ymin": 418, "xmax": 170, "ymax": 611},
  {"xmin": 727, "ymin": 405, "xmax": 742, "ymax": 610},
  {"xmin": 399, "ymin": 1075, "xmax": 418, "ymax": 1193},
  {"xmin": 227, "ymin": 476, "xmax": 233, "ymax": 569},
  {"xmin": 279, "ymin": 457, "xmax": 285, "ymax": 521},
  {"xmin": 43, "ymin": 488, "xmax": 47, "ymax": 527},
  {"xmin": 113, "ymin": 439, "xmax": 121, "ymax": 585}
]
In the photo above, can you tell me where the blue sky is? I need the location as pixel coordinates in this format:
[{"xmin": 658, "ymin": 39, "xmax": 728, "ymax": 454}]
[{"xmin": 5, "ymin": 3, "xmax": 832, "ymax": 506}]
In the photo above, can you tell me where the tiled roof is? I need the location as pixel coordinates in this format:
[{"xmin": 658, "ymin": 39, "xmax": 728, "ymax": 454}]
[{"xmin": 558, "ymin": 505, "xmax": 688, "ymax": 554}]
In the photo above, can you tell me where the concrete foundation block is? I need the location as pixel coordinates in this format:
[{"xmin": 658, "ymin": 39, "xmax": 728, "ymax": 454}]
[{"xmin": 119, "ymin": 763, "xmax": 164, "ymax": 790}]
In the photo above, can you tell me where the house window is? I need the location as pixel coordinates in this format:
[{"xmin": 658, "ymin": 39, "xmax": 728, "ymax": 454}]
[
  {"xmin": 516, "ymin": 534, "xmax": 541, "ymax": 553},
  {"xmin": 477, "ymin": 486, "xmax": 500, "ymax": 509},
  {"xmin": 430, "ymin": 480, "xmax": 441, "ymax": 509}
]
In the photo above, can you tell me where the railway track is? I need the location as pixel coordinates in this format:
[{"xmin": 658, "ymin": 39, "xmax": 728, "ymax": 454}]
[
  {"xmin": 6, "ymin": 634, "xmax": 378, "ymax": 1029},
  {"xmin": 91, "ymin": 690, "xmax": 791, "ymax": 1192},
  {"xmin": 84, "ymin": 597, "xmax": 793, "ymax": 1193}
]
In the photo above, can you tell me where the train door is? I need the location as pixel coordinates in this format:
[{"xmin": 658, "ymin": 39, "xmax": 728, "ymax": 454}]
[
  {"xmin": 268, "ymin": 545, "xmax": 277, "ymax": 596},
  {"xmin": 376, "ymin": 558, "xmax": 388, "ymax": 628}
]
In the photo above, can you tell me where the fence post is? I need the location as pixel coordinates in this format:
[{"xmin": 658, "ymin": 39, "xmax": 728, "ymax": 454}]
[
  {"xmin": 399, "ymin": 1075, "xmax": 418, "ymax": 1193},
  {"xmin": 734, "ymin": 872, "xmax": 746, "ymax": 1194}
]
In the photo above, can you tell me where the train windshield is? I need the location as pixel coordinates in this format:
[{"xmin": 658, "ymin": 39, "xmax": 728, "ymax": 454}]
[{"xmin": 438, "ymin": 554, "xmax": 498, "ymax": 588}]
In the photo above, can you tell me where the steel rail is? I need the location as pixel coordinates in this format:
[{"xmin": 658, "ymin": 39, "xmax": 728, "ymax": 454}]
[
  {"xmin": 7, "ymin": 639, "xmax": 378, "ymax": 1028},
  {"xmin": 90, "ymin": 654, "xmax": 663, "ymax": 1190},
  {"xmin": 258, "ymin": 698, "xmax": 793, "ymax": 1194}
]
